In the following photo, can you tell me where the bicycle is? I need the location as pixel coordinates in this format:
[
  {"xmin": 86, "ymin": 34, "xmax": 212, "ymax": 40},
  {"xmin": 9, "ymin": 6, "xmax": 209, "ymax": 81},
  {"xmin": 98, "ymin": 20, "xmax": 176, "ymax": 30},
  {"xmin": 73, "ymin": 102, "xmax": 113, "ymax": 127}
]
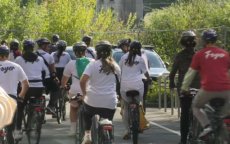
[
  {"xmin": 91, "ymin": 115, "xmax": 114, "ymax": 144},
  {"xmin": 74, "ymin": 93, "xmax": 114, "ymax": 144},
  {"xmin": 0, "ymin": 128, "xmax": 7, "ymax": 144},
  {"xmin": 24, "ymin": 95, "xmax": 46, "ymax": 144},
  {"xmin": 55, "ymin": 88, "xmax": 68, "ymax": 124},
  {"xmin": 185, "ymin": 88, "xmax": 203, "ymax": 144},
  {"xmin": 74, "ymin": 94, "xmax": 85, "ymax": 144},
  {"xmin": 202, "ymin": 98, "xmax": 230, "ymax": 144},
  {"xmin": 126, "ymin": 90, "xmax": 140, "ymax": 144}
]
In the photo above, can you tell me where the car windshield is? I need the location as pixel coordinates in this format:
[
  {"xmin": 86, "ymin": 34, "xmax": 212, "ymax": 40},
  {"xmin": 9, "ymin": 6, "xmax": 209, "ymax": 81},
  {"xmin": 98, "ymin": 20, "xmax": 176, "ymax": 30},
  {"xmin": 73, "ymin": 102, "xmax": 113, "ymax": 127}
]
[
  {"xmin": 145, "ymin": 51, "xmax": 164, "ymax": 68},
  {"xmin": 112, "ymin": 50, "xmax": 164, "ymax": 68}
]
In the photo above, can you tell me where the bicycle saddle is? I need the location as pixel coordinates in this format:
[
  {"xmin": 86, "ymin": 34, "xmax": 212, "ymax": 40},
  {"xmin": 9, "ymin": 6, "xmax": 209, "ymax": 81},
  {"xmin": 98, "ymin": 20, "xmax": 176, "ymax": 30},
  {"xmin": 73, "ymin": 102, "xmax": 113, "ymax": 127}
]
[
  {"xmin": 209, "ymin": 98, "xmax": 225, "ymax": 108},
  {"xmin": 126, "ymin": 90, "xmax": 139, "ymax": 98}
]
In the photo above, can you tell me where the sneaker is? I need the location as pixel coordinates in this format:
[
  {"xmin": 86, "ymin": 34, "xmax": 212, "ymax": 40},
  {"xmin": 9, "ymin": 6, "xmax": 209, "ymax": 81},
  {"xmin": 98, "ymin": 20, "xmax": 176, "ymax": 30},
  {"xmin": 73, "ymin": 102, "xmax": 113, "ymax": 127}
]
[
  {"xmin": 14, "ymin": 130, "xmax": 23, "ymax": 140},
  {"xmin": 81, "ymin": 133, "xmax": 92, "ymax": 144},
  {"xmin": 46, "ymin": 105, "xmax": 56, "ymax": 115},
  {"xmin": 199, "ymin": 126, "xmax": 213, "ymax": 138},
  {"xmin": 99, "ymin": 119, "xmax": 112, "ymax": 125}
]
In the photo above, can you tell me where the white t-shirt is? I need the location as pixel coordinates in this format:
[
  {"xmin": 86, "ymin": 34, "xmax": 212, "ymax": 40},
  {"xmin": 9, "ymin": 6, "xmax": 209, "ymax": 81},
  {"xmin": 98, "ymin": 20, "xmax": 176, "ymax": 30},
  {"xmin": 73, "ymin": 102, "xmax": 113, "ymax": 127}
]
[
  {"xmin": 51, "ymin": 51, "xmax": 71, "ymax": 68},
  {"xmin": 83, "ymin": 60, "xmax": 121, "ymax": 109},
  {"xmin": 85, "ymin": 47, "xmax": 96, "ymax": 59},
  {"xmin": 63, "ymin": 58, "xmax": 94, "ymax": 95},
  {"xmin": 0, "ymin": 60, "xmax": 28, "ymax": 96},
  {"xmin": 15, "ymin": 56, "xmax": 50, "ymax": 88},
  {"xmin": 36, "ymin": 49, "xmax": 55, "ymax": 65},
  {"xmin": 119, "ymin": 53, "xmax": 147, "ymax": 83}
]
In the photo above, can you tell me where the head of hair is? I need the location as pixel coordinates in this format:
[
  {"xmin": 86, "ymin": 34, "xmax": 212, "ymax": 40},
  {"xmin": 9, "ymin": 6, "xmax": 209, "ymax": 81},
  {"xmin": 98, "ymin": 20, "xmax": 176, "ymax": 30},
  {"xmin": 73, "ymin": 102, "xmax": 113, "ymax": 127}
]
[
  {"xmin": 125, "ymin": 40, "xmax": 142, "ymax": 66},
  {"xmin": 95, "ymin": 41, "xmax": 116, "ymax": 74},
  {"xmin": 82, "ymin": 35, "xmax": 92, "ymax": 46}
]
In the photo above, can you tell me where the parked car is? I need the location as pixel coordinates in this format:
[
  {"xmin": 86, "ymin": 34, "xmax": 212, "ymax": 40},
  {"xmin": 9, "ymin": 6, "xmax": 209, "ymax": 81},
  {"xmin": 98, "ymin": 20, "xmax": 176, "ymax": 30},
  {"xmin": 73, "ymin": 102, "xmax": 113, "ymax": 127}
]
[
  {"xmin": 112, "ymin": 48, "xmax": 169, "ymax": 80},
  {"xmin": 65, "ymin": 46, "xmax": 169, "ymax": 80}
]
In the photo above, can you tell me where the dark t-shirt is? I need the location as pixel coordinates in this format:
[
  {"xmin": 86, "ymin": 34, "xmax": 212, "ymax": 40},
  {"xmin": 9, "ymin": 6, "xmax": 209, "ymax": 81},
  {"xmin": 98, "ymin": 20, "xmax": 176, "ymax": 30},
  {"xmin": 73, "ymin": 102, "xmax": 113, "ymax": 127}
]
[{"xmin": 169, "ymin": 48, "xmax": 200, "ymax": 91}]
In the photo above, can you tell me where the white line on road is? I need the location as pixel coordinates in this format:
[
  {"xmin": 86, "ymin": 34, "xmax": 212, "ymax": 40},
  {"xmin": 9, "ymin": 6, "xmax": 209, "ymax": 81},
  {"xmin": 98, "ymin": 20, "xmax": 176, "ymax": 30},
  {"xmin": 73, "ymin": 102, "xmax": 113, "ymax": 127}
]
[{"xmin": 149, "ymin": 121, "xmax": 181, "ymax": 136}]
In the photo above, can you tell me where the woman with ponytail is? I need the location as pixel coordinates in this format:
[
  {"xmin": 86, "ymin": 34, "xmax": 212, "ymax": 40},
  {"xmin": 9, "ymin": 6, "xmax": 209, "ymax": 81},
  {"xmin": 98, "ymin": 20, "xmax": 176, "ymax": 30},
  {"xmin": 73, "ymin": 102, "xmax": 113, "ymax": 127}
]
[
  {"xmin": 80, "ymin": 41, "xmax": 121, "ymax": 144},
  {"xmin": 119, "ymin": 40, "xmax": 151, "ymax": 139},
  {"xmin": 61, "ymin": 42, "xmax": 93, "ymax": 136},
  {"xmin": 51, "ymin": 40, "xmax": 71, "ymax": 81},
  {"xmin": 14, "ymin": 39, "xmax": 49, "ymax": 139}
]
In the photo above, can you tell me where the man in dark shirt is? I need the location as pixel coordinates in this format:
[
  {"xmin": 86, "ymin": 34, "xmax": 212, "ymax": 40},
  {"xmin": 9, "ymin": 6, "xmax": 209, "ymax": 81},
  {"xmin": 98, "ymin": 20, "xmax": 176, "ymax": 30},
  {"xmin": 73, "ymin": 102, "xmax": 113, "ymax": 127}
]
[{"xmin": 169, "ymin": 30, "xmax": 200, "ymax": 144}]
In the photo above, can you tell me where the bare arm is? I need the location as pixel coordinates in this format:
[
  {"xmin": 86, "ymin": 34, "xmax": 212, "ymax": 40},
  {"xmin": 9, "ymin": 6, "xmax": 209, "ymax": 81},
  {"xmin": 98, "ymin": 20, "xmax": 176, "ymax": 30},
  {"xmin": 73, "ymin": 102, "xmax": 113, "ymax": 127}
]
[
  {"xmin": 61, "ymin": 75, "xmax": 70, "ymax": 88},
  {"xmin": 80, "ymin": 74, "xmax": 89, "ymax": 96},
  {"xmin": 181, "ymin": 68, "xmax": 197, "ymax": 91},
  {"xmin": 19, "ymin": 79, "xmax": 29, "ymax": 98}
]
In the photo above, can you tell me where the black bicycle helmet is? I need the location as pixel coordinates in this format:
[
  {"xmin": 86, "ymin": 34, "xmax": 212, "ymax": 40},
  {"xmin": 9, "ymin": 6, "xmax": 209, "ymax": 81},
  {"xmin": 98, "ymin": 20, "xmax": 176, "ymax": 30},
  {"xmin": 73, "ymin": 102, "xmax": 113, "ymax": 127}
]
[
  {"xmin": 82, "ymin": 35, "xmax": 92, "ymax": 46},
  {"xmin": 36, "ymin": 38, "xmax": 50, "ymax": 47},
  {"xmin": 9, "ymin": 39, "xmax": 19, "ymax": 51},
  {"xmin": 52, "ymin": 34, "xmax": 60, "ymax": 43},
  {"xmin": 95, "ymin": 41, "xmax": 112, "ymax": 58},
  {"xmin": 180, "ymin": 30, "xmax": 196, "ymax": 47},
  {"xmin": 0, "ymin": 45, "xmax": 10, "ymax": 56},
  {"xmin": 201, "ymin": 29, "xmax": 217, "ymax": 43},
  {"xmin": 129, "ymin": 40, "xmax": 142, "ymax": 55},
  {"xmin": 73, "ymin": 41, "xmax": 87, "ymax": 53},
  {"xmin": 56, "ymin": 40, "xmax": 67, "ymax": 50},
  {"xmin": 23, "ymin": 39, "xmax": 35, "ymax": 51},
  {"xmin": 118, "ymin": 38, "xmax": 131, "ymax": 48}
]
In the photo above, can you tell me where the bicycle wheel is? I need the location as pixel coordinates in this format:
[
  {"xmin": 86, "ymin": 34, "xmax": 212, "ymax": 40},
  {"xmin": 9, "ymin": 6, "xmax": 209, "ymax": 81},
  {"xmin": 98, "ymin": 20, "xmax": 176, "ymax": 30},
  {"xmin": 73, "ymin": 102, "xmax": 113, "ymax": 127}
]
[
  {"xmin": 61, "ymin": 90, "xmax": 67, "ymax": 121},
  {"xmin": 91, "ymin": 115, "xmax": 99, "ymax": 144},
  {"xmin": 56, "ymin": 94, "xmax": 63, "ymax": 124},
  {"xmin": 26, "ymin": 111, "xmax": 42, "ymax": 144},
  {"xmin": 75, "ymin": 106, "xmax": 85, "ymax": 144},
  {"xmin": 130, "ymin": 106, "xmax": 139, "ymax": 144}
]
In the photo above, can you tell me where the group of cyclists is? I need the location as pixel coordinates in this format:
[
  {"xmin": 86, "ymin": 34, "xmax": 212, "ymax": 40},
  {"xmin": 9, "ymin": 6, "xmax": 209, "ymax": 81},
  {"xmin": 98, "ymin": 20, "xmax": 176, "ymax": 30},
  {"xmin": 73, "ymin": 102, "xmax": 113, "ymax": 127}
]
[
  {"xmin": 170, "ymin": 29, "xmax": 230, "ymax": 144},
  {"xmin": 0, "ymin": 28, "xmax": 229, "ymax": 144}
]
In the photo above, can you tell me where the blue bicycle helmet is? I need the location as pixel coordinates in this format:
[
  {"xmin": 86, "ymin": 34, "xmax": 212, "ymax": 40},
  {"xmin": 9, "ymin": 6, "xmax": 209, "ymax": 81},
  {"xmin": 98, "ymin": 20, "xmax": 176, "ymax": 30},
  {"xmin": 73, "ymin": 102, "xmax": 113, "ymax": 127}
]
[
  {"xmin": 23, "ymin": 39, "xmax": 35, "ymax": 51},
  {"xmin": 0, "ymin": 45, "xmax": 10, "ymax": 56},
  {"xmin": 201, "ymin": 29, "xmax": 217, "ymax": 43}
]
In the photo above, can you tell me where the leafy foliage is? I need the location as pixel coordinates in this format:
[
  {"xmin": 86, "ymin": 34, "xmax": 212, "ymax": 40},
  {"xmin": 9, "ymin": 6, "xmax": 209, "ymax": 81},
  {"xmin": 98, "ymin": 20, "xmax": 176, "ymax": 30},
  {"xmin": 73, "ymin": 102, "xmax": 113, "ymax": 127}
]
[
  {"xmin": 143, "ymin": 0, "xmax": 230, "ymax": 63},
  {"xmin": 0, "ymin": 0, "xmax": 136, "ymax": 45}
]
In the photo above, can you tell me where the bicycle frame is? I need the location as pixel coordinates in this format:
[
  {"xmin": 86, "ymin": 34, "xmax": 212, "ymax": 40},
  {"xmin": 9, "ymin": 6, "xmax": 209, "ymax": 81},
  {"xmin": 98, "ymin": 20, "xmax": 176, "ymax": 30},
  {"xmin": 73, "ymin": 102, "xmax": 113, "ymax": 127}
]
[
  {"xmin": 25, "ymin": 96, "xmax": 46, "ymax": 144},
  {"xmin": 204, "ymin": 101, "xmax": 230, "ymax": 144},
  {"xmin": 126, "ymin": 90, "xmax": 140, "ymax": 144}
]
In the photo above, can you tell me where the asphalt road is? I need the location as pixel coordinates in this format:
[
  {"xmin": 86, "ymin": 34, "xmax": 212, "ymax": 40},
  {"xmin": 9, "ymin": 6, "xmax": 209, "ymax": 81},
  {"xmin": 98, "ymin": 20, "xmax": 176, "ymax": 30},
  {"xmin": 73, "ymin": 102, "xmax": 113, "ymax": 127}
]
[{"xmin": 20, "ymin": 104, "xmax": 180, "ymax": 144}]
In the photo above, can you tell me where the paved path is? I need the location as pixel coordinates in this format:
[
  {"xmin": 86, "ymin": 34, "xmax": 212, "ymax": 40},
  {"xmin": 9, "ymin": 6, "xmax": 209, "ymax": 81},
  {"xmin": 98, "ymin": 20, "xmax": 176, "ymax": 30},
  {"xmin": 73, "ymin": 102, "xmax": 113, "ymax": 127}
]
[{"xmin": 20, "ymin": 103, "xmax": 181, "ymax": 144}]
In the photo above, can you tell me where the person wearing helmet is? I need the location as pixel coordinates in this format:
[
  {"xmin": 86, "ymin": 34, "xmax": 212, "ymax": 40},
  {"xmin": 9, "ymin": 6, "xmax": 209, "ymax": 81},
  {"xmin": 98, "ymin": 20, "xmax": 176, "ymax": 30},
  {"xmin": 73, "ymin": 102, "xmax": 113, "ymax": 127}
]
[
  {"xmin": 61, "ymin": 41, "xmax": 93, "ymax": 135},
  {"xmin": 0, "ymin": 45, "xmax": 29, "ymax": 143},
  {"xmin": 49, "ymin": 34, "xmax": 60, "ymax": 54},
  {"xmin": 14, "ymin": 39, "xmax": 50, "ymax": 140},
  {"xmin": 9, "ymin": 39, "xmax": 22, "ymax": 61},
  {"xmin": 36, "ymin": 37, "xmax": 58, "ymax": 114},
  {"xmin": 80, "ymin": 41, "xmax": 120, "ymax": 143},
  {"xmin": 169, "ymin": 30, "xmax": 200, "ymax": 144},
  {"xmin": 118, "ymin": 38, "xmax": 131, "ymax": 53},
  {"xmin": 119, "ymin": 40, "xmax": 151, "ymax": 139},
  {"xmin": 181, "ymin": 29, "xmax": 230, "ymax": 140},
  {"xmin": 82, "ymin": 35, "xmax": 96, "ymax": 59},
  {"xmin": 51, "ymin": 40, "xmax": 71, "ymax": 81}
]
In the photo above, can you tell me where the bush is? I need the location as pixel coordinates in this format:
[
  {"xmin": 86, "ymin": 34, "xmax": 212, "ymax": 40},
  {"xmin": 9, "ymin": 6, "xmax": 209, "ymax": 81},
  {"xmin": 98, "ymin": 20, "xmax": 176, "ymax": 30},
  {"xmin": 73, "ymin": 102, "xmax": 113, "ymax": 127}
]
[
  {"xmin": 143, "ymin": 0, "xmax": 230, "ymax": 63},
  {"xmin": 0, "ymin": 0, "xmax": 136, "ymax": 45}
]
